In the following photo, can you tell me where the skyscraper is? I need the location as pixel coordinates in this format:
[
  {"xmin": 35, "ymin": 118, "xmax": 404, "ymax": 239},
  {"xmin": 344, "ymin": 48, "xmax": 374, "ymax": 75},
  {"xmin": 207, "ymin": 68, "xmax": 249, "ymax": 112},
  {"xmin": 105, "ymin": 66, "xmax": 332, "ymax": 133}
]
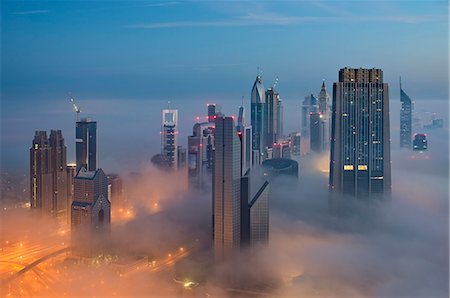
[
  {"xmin": 251, "ymin": 75, "xmax": 266, "ymax": 160},
  {"xmin": 317, "ymin": 81, "xmax": 331, "ymax": 150},
  {"xmin": 236, "ymin": 104, "xmax": 252, "ymax": 176},
  {"xmin": 265, "ymin": 87, "xmax": 279, "ymax": 147},
  {"xmin": 400, "ymin": 77, "xmax": 413, "ymax": 149},
  {"xmin": 207, "ymin": 104, "xmax": 221, "ymax": 123},
  {"xmin": 329, "ymin": 68, "xmax": 391, "ymax": 197},
  {"xmin": 310, "ymin": 112, "xmax": 323, "ymax": 153},
  {"xmin": 161, "ymin": 108, "xmax": 179, "ymax": 169},
  {"xmin": 301, "ymin": 94, "xmax": 318, "ymax": 138},
  {"xmin": 213, "ymin": 116, "xmax": 241, "ymax": 261},
  {"xmin": 240, "ymin": 174, "xmax": 269, "ymax": 247},
  {"xmin": 277, "ymin": 97, "xmax": 284, "ymax": 140},
  {"xmin": 30, "ymin": 130, "xmax": 68, "ymax": 217},
  {"xmin": 71, "ymin": 168, "xmax": 110, "ymax": 256},
  {"xmin": 188, "ymin": 121, "xmax": 215, "ymax": 189},
  {"xmin": 76, "ymin": 118, "xmax": 97, "ymax": 172}
]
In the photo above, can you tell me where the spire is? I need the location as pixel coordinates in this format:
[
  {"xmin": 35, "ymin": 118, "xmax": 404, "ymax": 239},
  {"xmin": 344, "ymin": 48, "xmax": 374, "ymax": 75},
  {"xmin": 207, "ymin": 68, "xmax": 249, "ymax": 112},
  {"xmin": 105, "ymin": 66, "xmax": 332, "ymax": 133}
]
[
  {"xmin": 321, "ymin": 80, "xmax": 326, "ymax": 91},
  {"xmin": 399, "ymin": 76, "xmax": 402, "ymax": 91}
]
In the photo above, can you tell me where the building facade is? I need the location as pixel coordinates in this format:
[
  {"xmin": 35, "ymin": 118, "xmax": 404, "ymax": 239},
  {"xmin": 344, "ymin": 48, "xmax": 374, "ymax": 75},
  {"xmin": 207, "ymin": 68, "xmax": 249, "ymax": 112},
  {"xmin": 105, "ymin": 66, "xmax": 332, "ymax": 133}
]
[{"xmin": 329, "ymin": 67, "xmax": 391, "ymax": 197}]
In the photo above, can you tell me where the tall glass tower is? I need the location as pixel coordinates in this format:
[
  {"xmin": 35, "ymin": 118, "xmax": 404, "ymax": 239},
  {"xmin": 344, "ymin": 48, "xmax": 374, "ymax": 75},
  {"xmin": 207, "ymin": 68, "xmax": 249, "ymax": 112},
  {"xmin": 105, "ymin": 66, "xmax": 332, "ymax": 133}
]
[
  {"xmin": 251, "ymin": 75, "xmax": 266, "ymax": 157},
  {"xmin": 76, "ymin": 118, "xmax": 97, "ymax": 172},
  {"xmin": 213, "ymin": 116, "xmax": 241, "ymax": 261},
  {"xmin": 329, "ymin": 68, "xmax": 391, "ymax": 197},
  {"xmin": 400, "ymin": 77, "xmax": 412, "ymax": 149}
]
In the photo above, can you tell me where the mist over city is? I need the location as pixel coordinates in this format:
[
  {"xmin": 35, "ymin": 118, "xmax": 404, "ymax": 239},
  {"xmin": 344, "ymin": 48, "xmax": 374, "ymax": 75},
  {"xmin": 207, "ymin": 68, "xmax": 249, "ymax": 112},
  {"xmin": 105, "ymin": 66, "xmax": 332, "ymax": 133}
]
[{"xmin": 1, "ymin": 1, "xmax": 449, "ymax": 297}]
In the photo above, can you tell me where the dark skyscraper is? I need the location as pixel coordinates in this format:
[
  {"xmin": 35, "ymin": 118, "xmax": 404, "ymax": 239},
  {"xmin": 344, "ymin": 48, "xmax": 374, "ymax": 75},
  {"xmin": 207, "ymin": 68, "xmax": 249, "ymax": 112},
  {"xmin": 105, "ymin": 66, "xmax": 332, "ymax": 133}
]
[
  {"xmin": 330, "ymin": 68, "xmax": 391, "ymax": 197},
  {"xmin": 30, "ymin": 130, "xmax": 68, "ymax": 217},
  {"xmin": 251, "ymin": 75, "xmax": 266, "ymax": 159},
  {"xmin": 400, "ymin": 77, "xmax": 413, "ymax": 149},
  {"xmin": 76, "ymin": 118, "xmax": 97, "ymax": 172}
]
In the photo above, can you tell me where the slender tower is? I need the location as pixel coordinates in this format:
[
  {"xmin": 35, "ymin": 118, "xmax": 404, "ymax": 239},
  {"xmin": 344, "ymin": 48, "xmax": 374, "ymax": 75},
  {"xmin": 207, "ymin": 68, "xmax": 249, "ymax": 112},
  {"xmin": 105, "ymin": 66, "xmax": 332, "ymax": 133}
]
[{"xmin": 251, "ymin": 75, "xmax": 266, "ymax": 160}]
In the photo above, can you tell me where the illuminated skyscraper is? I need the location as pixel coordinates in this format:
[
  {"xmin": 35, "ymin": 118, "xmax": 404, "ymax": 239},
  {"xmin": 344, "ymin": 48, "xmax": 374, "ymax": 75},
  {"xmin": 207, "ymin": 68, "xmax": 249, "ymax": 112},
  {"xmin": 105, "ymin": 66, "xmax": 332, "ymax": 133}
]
[
  {"xmin": 76, "ymin": 118, "xmax": 97, "ymax": 172},
  {"xmin": 213, "ymin": 116, "xmax": 241, "ymax": 261},
  {"xmin": 329, "ymin": 68, "xmax": 391, "ymax": 197},
  {"xmin": 251, "ymin": 75, "xmax": 266, "ymax": 160},
  {"xmin": 161, "ymin": 108, "xmax": 179, "ymax": 169},
  {"xmin": 30, "ymin": 130, "xmax": 68, "ymax": 217},
  {"xmin": 400, "ymin": 77, "xmax": 412, "ymax": 149}
]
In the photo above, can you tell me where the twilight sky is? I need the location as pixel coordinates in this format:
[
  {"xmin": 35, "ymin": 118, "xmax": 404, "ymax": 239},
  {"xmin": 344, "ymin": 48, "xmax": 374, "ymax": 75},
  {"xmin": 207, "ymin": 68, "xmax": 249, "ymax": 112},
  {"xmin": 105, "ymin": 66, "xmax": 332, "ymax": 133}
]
[{"xmin": 1, "ymin": 0, "xmax": 449, "ymax": 172}]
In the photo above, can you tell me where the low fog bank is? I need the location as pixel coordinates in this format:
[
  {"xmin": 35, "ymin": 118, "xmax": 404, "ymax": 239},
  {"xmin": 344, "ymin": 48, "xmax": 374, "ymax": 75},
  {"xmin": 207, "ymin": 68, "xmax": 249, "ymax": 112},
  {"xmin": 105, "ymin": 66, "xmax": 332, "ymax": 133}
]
[{"xmin": 1, "ymin": 124, "xmax": 448, "ymax": 296}]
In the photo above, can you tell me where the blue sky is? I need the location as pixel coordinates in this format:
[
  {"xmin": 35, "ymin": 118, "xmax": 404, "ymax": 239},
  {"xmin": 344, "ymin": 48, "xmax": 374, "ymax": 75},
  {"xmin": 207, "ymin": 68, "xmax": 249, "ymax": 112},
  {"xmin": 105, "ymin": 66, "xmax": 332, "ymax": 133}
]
[{"xmin": 1, "ymin": 0, "xmax": 449, "ymax": 171}]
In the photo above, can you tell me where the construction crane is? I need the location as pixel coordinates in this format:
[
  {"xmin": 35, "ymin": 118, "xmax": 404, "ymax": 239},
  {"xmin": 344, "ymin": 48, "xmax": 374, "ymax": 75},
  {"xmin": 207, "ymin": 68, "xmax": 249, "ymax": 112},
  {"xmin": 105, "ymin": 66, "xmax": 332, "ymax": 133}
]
[{"xmin": 70, "ymin": 97, "xmax": 81, "ymax": 121}]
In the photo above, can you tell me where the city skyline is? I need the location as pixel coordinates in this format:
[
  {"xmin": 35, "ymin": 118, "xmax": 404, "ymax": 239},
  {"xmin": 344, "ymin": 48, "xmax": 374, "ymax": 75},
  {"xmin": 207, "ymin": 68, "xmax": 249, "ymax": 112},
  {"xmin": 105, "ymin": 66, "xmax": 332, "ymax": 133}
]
[
  {"xmin": 1, "ymin": 1, "xmax": 449, "ymax": 297},
  {"xmin": 2, "ymin": 0, "xmax": 448, "ymax": 172}
]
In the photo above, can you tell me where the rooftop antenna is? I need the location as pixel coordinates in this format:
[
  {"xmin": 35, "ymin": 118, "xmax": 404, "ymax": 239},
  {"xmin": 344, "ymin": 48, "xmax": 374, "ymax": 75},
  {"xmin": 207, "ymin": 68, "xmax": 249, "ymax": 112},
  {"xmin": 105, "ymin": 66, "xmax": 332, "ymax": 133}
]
[
  {"xmin": 70, "ymin": 96, "xmax": 81, "ymax": 121},
  {"xmin": 241, "ymin": 95, "xmax": 244, "ymax": 107},
  {"xmin": 167, "ymin": 100, "xmax": 171, "ymax": 109},
  {"xmin": 399, "ymin": 76, "xmax": 402, "ymax": 90},
  {"xmin": 272, "ymin": 76, "xmax": 279, "ymax": 89}
]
